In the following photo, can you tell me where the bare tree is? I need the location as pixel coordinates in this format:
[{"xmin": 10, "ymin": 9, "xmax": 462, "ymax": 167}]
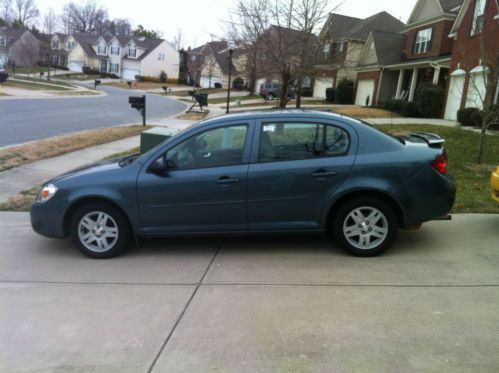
[
  {"xmin": 171, "ymin": 28, "xmax": 185, "ymax": 51},
  {"xmin": 12, "ymin": 0, "xmax": 39, "ymax": 27},
  {"xmin": 42, "ymin": 7, "xmax": 59, "ymax": 81},
  {"xmin": 228, "ymin": 0, "xmax": 335, "ymax": 108},
  {"xmin": 0, "ymin": 0, "xmax": 13, "ymax": 25},
  {"xmin": 62, "ymin": 0, "xmax": 107, "ymax": 33}
]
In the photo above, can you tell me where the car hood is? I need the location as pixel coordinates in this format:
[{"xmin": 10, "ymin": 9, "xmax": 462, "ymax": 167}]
[{"xmin": 49, "ymin": 158, "xmax": 123, "ymax": 184}]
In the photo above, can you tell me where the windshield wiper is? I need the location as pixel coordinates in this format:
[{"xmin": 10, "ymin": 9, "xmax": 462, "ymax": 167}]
[{"xmin": 118, "ymin": 153, "xmax": 140, "ymax": 167}]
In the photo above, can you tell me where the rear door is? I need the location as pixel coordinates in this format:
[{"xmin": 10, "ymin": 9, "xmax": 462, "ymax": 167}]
[{"xmin": 246, "ymin": 119, "xmax": 357, "ymax": 231}]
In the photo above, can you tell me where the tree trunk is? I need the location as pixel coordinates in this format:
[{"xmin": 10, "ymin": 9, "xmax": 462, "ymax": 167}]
[
  {"xmin": 279, "ymin": 65, "xmax": 290, "ymax": 109},
  {"xmin": 477, "ymin": 122, "xmax": 486, "ymax": 164},
  {"xmin": 295, "ymin": 77, "xmax": 302, "ymax": 108}
]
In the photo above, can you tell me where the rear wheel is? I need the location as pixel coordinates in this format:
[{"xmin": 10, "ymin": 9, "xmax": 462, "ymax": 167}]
[
  {"xmin": 333, "ymin": 197, "xmax": 398, "ymax": 257},
  {"xmin": 70, "ymin": 203, "xmax": 131, "ymax": 258}
]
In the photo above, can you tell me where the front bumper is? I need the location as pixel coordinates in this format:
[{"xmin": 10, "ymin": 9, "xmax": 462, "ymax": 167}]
[
  {"xmin": 30, "ymin": 202, "xmax": 66, "ymax": 239},
  {"xmin": 491, "ymin": 167, "xmax": 499, "ymax": 203}
]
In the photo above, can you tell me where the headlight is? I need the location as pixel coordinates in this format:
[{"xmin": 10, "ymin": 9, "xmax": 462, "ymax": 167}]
[{"xmin": 38, "ymin": 184, "xmax": 58, "ymax": 203}]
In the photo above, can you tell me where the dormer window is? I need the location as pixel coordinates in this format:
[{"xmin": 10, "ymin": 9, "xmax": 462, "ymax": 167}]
[
  {"xmin": 98, "ymin": 44, "xmax": 107, "ymax": 54},
  {"xmin": 128, "ymin": 46, "xmax": 136, "ymax": 58},
  {"xmin": 52, "ymin": 39, "xmax": 59, "ymax": 49},
  {"xmin": 111, "ymin": 46, "xmax": 120, "ymax": 55},
  {"xmin": 470, "ymin": 0, "xmax": 487, "ymax": 35},
  {"xmin": 414, "ymin": 28, "xmax": 432, "ymax": 54}
]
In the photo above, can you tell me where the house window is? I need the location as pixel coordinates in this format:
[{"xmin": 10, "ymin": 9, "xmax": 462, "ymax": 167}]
[
  {"xmin": 110, "ymin": 63, "xmax": 119, "ymax": 73},
  {"xmin": 0, "ymin": 35, "xmax": 5, "ymax": 47},
  {"xmin": 111, "ymin": 46, "xmax": 120, "ymax": 55},
  {"xmin": 52, "ymin": 55, "xmax": 59, "ymax": 66},
  {"xmin": 128, "ymin": 47, "xmax": 136, "ymax": 58},
  {"xmin": 338, "ymin": 42, "xmax": 345, "ymax": 53},
  {"xmin": 67, "ymin": 41, "xmax": 74, "ymax": 50},
  {"xmin": 52, "ymin": 40, "xmax": 59, "ymax": 49},
  {"xmin": 100, "ymin": 59, "xmax": 108, "ymax": 72},
  {"xmin": 98, "ymin": 44, "xmax": 107, "ymax": 54},
  {"xmin": 158, "ymin": 53, "xmax": 165, "ymax": 61},
  {"xmin": 191, "ymin": 55, "xmax": 197, "ymax": 62},
  {"xmin": 470, "ymin": 0, "xmax": 487, "ymax": 35},
  {"xmin": 322, "ymin": 43, "xmax": 330, "ymax": 60},
  {"xmin": 414, "ymin": 28, "xmax": 432, "ymax": 54}
]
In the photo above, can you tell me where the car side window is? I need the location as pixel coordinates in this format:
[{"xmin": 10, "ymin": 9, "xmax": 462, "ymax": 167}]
[
  {"xmin": 259, "ymin": 122, "xmax": 349, "ymax": 162},
  {"xmin": 166, "ymin": 125, "xmax": 248, "ymax": 170}
]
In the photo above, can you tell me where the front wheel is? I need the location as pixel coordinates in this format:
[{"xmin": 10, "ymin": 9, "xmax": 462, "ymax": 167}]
[
  {"xmin": 70, "ymin": 203, "xmax": 131, "ymax": 258},
  {"xmin": 333, "ymin": 197, "xmax": 398, "ymax": 257}
]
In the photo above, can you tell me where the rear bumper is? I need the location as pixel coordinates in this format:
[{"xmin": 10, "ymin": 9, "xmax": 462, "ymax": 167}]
[
  {"xmin": 395, "ymin": 166, "xmax": 456, "ymax": 227},
  {"xmin": 30, "ymin": 202, "xmax": 66, "ymax": 239}
]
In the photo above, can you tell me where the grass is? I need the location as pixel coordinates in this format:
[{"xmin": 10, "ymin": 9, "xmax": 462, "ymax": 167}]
[
  {"xmin": 173, "ymin": 88, "xmax": 227, "ymax": 97},
  {"xmin": 209, "ymin": 94, "xmax": 261, "ymax": 105},
  {"xmin": 11, "ymin": 76, "xmax": 77, "ymax": 87},
  {"xmin": 176, "ymin": 111, "xmax": 209, "ymax": 121},
  {"xmin": 0, "ymin": 125, "xmax": 152, "ymax": 173},
  {"xmin": 104, "ymin": 81, "xmax": 186, "ymax": 91},
  {"xmin": 6, "ymin": 66, "xmax": 51, "ymax": 74},
  {"xmin": 334, "ymin": 107, "xmax": 400, "ymax": 118},
  {"xmin": 3, "ymin": 80, "xmax": 71, "ymax": 91},
  {"xmin": 378, "ymin": 124, "xmax": 499, "ymax": 214},
  {"xmin": 56, "ymin": 74, "xmax": 101, "ymax": 81},
  {"xmin": 0, "ymin": 187, "xmax": 39, "ymax": 211}
]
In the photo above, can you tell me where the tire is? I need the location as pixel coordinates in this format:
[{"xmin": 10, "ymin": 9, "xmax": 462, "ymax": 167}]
[
  {"xmin": 267, "ymin": 93, "xmax": 275, "ymax": 100},
  {"xmin": 332, "ymin": 197, "xmax": 398, "ymax": 257},
  {"xmin": 70, "ymin": 202, "xmax": 131, "ymax": 258}
]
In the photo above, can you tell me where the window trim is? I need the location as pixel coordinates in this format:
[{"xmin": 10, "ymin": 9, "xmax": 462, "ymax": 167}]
[
  {"xmin": 128, "ymin": 47, "xmax": 137, "ymax": 58},
  {"xmin": 413, "ymin": 27, "xmax": 433, "ymax": 54},
  {"xmin": 470, "ymin": 0, "xmax": 487, "ymax": 36},
  {"xmin": 160, "ymin": 123, "xmax": 251, "ymax": 171},
  {"xmin": 256, "ymin": 121, "xmax": 351, "ymax": 164}
]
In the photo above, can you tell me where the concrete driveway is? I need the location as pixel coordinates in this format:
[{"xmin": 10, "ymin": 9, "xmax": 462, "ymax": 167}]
[{"xmin": 1, "ymin": 212, "xmax": 498, "ymax": 372}]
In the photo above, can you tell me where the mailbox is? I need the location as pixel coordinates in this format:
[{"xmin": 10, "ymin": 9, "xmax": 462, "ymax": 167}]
[
  {"xmin": 94, "ymin": 79, "xmax": 101, "ymax": 89},
  {"xmin": 129, "ymin": 95, "xmax": 146, "ymax": 125}
]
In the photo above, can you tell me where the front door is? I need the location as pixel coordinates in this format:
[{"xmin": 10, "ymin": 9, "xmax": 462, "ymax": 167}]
[
  {"xmin": 247, "ymin": 120, "xmax": 356, "ymax": 231},
  {"xmin": 137, "ymin": 123, "xmax": 252, "ymax": 234}
]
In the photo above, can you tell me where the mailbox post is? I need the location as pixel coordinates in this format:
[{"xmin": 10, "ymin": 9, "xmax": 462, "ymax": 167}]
[{"xmin": 129, "ymin": 95, "xmax": 146, "ymax": 126}]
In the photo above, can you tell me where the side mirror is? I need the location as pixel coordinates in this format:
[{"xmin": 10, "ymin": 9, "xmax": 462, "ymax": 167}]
[{"xmin": 148, "ymin": 157, "xmax": 177, "ymax": 174}]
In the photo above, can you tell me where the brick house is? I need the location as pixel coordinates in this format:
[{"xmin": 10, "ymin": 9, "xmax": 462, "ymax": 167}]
[
  {"xmin": 355, "ymin": 0, "xmax": 463, "ymax": 108},
  {"xmin": 312, "ymin": 12, "xmax": 404, "ymax": 99},
  {"xmin": 444, "ymin": 0, "xmax": 499, "ymax": 119}
]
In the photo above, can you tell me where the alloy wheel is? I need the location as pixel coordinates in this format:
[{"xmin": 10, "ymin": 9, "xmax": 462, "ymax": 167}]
[
  {"xmin": 342, "ymin": 206, "xmax": 388, "ymax": 250},
  {"xmin": 77, "ymin": 211, "xmax": 119, "ymax": 253}
]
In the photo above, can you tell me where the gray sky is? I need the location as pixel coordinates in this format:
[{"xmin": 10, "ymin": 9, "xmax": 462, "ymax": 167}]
[{"xmin": 36, "ymin": 0, "xmax": 418, "ymax": 47}]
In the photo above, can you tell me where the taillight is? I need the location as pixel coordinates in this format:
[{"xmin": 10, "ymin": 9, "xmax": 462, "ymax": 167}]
[{"xmin": 431, "ymin": 151, "xmax": 447, "ymax": 174}]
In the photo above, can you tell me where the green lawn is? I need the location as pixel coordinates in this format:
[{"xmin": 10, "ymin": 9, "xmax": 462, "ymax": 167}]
[
  {"xmin": 12, "ymin": 76, "xmax": 76, "ymax": 87},
  {"xmin": 209, "ymin": 94, "xmax": 261, "ymax": 105},
  {"xmin": 4, "ymin": 80, "xmax": 71, "ymax": 91},
  {"xmin": 378, "ymin": 124, "xmax": 499, "ymax": 214},
  {"xmin": 6, "ymin": 66, "xmax": 51, "ymax": 74},
  {"xmin": 173, "ymin": 88, "xmax": 227, "ymax": 97}
]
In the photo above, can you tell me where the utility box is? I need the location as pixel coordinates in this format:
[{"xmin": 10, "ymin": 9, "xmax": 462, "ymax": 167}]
[{"xmin": 140, "ymin": 127, "xmax": 179, "ymax": 153}]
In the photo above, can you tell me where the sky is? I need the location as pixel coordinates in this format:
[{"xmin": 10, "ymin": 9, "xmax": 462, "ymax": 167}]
[{"xmin": 35, "ymin": 0, "xmax": 418, "ymax": 47}]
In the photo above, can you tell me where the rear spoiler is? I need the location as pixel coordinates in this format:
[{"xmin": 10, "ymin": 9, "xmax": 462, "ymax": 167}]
[{"xmin": 399, "ymin": 132, "xmax": 445, "ymax": 149}]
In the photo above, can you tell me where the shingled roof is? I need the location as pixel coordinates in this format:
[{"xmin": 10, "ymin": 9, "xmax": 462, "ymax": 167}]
[
  {"xmin": 371, "ymin": 30, "xmax": 407, "ymax": 66},
  {"xmin": 0, "ymin": 27, "xmax": 28, "ymax": 49}
]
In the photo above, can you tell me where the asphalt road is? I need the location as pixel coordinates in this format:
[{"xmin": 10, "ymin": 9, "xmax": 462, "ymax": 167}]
[
  {"xmin": 0, "ymin": 85, "xmax": 186, "ymax": 147},
  {"xmin": 1, "ymin": 212, "xmax": 498, "ymax": 372}
]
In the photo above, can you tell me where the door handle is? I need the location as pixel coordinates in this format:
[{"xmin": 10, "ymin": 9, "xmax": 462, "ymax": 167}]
[
  {"xmin": 216, "ymin": 176, "xmax": 240, "ymax": 185},
  {"xmin": 311, "ymin": 169, "xmax": 337, "ymax": 178}
]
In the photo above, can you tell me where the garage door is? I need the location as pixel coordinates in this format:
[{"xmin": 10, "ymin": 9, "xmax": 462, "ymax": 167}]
[
  {"xmin": 355, "ymin": 79, "xmax": 375, "ymax": 106},
  {"xmin": 313, "ymin": 78, "xmax": 334, "ymax": 98},
  {"xmin": 444, "ymin": 74, "xmax": 465, "ymax": 120},
  {"xmin": 123, "ymin": 69, "xmax": 140, "ymax": 81},
  {"xmin": 67, "ymin": 62, "xmax": 83, "ymax": 73},
  {"xmin": 200, "ymin": 76, "xmax": 222, "ymax": 88}
]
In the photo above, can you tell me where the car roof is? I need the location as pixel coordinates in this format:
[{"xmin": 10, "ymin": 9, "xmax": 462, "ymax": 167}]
[{"xmin": 196, "ymin": 109, "xmax": 363, "ymax": 128}]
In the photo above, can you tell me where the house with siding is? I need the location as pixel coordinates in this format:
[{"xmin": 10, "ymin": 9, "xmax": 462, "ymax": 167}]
[
  {"xmin": 49, "ymin": 32, "xmax": 179, "ymax": 80},
  {"xmin": 312, "ymin": 12, "xmax": 405, "ymax": 99},
  {"xmin": 444, "ymin": 0, "xmax": 498, "ymax": 119},
  {"xmin": 0, "ymin": 27, "xmax": 40, "ymax": 68}
]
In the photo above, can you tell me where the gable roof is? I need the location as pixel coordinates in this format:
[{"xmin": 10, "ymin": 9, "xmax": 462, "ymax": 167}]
[
  {"xmin": 321, "ymin": 11, "xmax": 404, "ymax": 42},
  {"xmin": 371, "ymin": 30, "xmax": 407, "ymax": 65},
  {"xmin": 135, "ymin": 38, "xmax": 163, "ymax": 60},
  {"xmin": 407, "ymin": 0, "xmax": 463, "ymax": 26},
  {"xmin": 440, "ymin": 0, "xmax": 464, "ymax": 13},
  {"xmin": 0, "ymin": 27, "xmax": 28, "ymax": 48}
]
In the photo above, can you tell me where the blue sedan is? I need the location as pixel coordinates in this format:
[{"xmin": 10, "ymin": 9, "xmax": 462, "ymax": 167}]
[{"xmin": 31, "ymin": 110, "xmax": 455, "ymax": 258}]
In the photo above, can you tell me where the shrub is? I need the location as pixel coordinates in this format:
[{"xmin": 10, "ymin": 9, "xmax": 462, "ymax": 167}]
[
  {"xmin": 325, "ymin": 87, "xmax": 335, "ymax": 102},
  {"xmin": 457, "ymin": 107, "xmax": 480, "ymax": 126},
  {"xmin": 384, "ymin": 99, "xmax": 404, "ymax": 112},
  {"xmin": 82, "ymin": 66, "xmax": 99, "ymax": 75},
  {"xmin": 470, "ymin": 109, "xmax": 483, "ymax": 127},
  {"xmin": 401, "ymin": 101, "xmax": 420, "ymax": 117},
  {"xmin": 214, "ymin": 82, "xmax": 222, "ymax": 89},
  {"xmin": 159, "ymin": 70, "xmax": 167, "ymax": 83},
  {"xmin": 416, "ymin": 85, "xmax": 444, "ymax": 118},
  {"xmin": 336, "ymin": 79, "xmax": 354, "ymax": 104},
  {"xmin": 301, "ymin": 87, "xmax": 313, "ymax": 97}
]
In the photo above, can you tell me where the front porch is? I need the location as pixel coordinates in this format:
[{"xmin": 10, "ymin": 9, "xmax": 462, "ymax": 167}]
[{"xmin": 387, "ymin": 58, "xmax": 451, "ymax": 102}]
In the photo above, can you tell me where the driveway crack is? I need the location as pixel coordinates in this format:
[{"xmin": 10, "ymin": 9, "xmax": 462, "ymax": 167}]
[{"xmin": 146, "ymin": 240, "xmax": 223, "ymax": 373}]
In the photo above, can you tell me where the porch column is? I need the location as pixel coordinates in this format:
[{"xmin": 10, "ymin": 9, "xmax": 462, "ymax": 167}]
[
  {"xmin": 408, "ymin": 68, "xmax": 418, "ymax": 102},
  {"xmin": 432, "ymin": 66, "xmax": 441, "ymax": 85},
  {"xmin": 395, "ymin": 70, "xmax": 404, "ymax": 99}
]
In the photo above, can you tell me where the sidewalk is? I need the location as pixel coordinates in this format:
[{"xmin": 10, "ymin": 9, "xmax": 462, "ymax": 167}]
[{"xmin": 0, "ymin": 119, "xmax": 195, "ymax": 202}]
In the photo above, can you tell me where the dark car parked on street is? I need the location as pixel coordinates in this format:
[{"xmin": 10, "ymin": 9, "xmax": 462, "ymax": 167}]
[
  {"xmin": 259, "ymin": 82, "xmax": 296, "ymax": 100},
  {"xmin": 31, "ymin": 110, "xmax": 455, "ymax": 258},
  {"xmin": 0, "ymin": 69, "xmax": 9, "ymax": 83}
]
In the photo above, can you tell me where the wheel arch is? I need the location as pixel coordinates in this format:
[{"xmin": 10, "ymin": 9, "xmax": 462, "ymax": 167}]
[
  {"xmin": 324, "ymin": 189, "xmax": 406, "ymax": 231},
  {"xmin": 63, "ymin": 196, "xmax": 133, "ymax": 237}
]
